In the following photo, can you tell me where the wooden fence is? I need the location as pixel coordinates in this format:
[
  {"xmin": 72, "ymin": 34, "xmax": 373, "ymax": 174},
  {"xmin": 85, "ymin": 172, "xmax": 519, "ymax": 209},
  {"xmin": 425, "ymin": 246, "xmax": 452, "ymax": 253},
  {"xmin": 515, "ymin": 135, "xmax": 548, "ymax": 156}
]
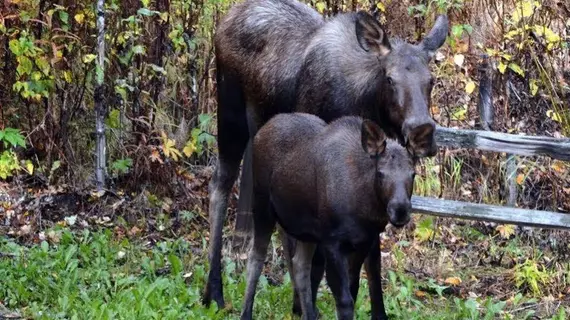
[{"xmin": 412, "ymin": 55, "xmax": 570, "ymax": 230}]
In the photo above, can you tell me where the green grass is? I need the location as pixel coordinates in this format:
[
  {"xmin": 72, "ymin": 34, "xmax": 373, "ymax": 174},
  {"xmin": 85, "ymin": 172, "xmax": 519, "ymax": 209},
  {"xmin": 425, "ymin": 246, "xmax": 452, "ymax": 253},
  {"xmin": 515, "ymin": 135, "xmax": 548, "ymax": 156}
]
[{"xmin": 0, "ymin": 228, "xmax": 567, "ymax": 319}]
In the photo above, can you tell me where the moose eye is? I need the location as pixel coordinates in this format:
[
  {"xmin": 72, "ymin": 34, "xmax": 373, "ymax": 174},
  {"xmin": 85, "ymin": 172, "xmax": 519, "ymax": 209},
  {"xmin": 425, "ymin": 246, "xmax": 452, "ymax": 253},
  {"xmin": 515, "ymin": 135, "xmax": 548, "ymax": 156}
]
[{"xmin": 386, "ymin": 77, "xmax": 394, "ymax": 86}]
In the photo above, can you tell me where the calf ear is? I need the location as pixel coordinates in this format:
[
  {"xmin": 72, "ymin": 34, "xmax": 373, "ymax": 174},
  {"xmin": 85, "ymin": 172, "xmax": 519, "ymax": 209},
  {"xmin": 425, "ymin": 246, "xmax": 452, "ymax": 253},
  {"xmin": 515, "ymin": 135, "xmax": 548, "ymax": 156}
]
[
  {"xmin": 361, "ymin": 120, "xmax": 387, "ymax": 157},
  {"xmin": 355, "ymin": 11, "xmax": 391, "ymax": 56},
  {"xmin": 419, "ymin": 15, "xmax": 449, "ymax": 59}
]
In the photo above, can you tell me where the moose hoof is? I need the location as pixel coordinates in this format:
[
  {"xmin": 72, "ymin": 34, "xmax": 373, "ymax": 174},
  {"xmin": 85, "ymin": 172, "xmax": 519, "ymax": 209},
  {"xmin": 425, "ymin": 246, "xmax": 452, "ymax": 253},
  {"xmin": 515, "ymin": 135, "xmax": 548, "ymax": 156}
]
[{"xmin": 202, "ymin": 287, "xmax": 225, "ymax": 310}]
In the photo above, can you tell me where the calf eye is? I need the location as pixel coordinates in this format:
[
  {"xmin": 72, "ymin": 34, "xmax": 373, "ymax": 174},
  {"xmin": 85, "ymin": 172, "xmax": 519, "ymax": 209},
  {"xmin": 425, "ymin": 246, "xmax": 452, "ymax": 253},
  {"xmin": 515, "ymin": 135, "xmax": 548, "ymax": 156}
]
[{"xmin": 386, "ymin": 77, "xmax": 394, "ymax": 86}]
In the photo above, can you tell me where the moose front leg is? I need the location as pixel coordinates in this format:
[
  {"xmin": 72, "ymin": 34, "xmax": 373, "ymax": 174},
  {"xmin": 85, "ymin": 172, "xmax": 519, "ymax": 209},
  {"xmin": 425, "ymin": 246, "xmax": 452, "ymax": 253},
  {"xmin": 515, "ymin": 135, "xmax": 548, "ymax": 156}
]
[
  {"xmin": 324, "ymin": 244, "xmax": 355, "ymax": 320},
  {"xmin": 364, "ymin": 237, "xmax": 388, "ymax": 320},
  {"xmin": 347, "ymin": 244, "xmax": 372, "ymax": 303}
]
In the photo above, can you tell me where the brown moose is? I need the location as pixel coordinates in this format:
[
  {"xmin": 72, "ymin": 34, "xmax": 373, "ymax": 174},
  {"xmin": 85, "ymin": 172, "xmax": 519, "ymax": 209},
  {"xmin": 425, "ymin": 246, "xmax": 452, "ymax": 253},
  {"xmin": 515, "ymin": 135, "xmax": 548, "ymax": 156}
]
[{"xmin": 240, "ymin": 113, "xmax": 416, "ymax": 320}]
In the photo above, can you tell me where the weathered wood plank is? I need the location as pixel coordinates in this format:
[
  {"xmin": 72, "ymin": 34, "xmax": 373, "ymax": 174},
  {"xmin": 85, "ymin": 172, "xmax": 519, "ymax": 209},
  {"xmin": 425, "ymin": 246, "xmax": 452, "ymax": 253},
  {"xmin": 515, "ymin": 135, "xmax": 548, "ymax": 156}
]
[
  {"xmin": 412, "ymin": 196, "xmax": 570, "ymax": 230},
  {"xmin": 435, "ymin": 126, "xmax": 570, "ymax": 161}
]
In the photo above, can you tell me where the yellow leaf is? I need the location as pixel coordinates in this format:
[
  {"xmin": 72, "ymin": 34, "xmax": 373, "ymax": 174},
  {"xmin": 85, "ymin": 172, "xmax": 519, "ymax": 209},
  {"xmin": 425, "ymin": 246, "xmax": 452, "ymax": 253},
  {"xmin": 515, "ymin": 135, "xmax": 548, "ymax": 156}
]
[
  {"xmin": 74, "ymin": 13, "xmax": 85, "ymax": 24},
  {"xmin": 453, "ymin": 54, "xmax": 465, "ymax": 67},
  {"xmin": 529, "ymin": 79, "xmax": 539, "ymax": 96},
  {"xmin": 516, "ymin": 173, "xmax": 525, "ymax": 185},
  {"xmin": 376, "ymin": 2, "xmax": 386, "ymax": 12},
  {"xmin": 551, "ymin": 160, "xmax": 566, "ymax": 173},
  {"xmin": 546, "ymin": 110, "xmax": 562, "ymax": 122},
  {"xmin": 183, "ymin": 139, "xmax": 197, "ymax": 157},
  {"xmin": 444, "ymin": 277, "xmax": 462, "ymax": 286},
  {"xmin": 496, "ymin": 224, "xmax": 516, "ymax": 239},
  {"xmin": 497, "ymin": 62, "xmax": 507, "ymax": 74},
  {"xmin": 315, "ymin": 2, "xmax": 326, "ymax": 13},
  {"xmin": 63, "ymin": 70, "xmax": 72, "ymax": 83},
  {"xmin": 465, "ymin": 80, "xmax": 476, "ymax": 95},
  {"xmin": 508, "ymin": 63, "xmax": 525, "ymax": 77},
  {"xmin": 512, "ymin": 1, "xmax": 540, "ymax": 23},
  {"xmin": 533, "ymin": 25, "xmax": 561, "ymax": 43},
  {"xmin": 431, "ymin": 105, "xmax": 440, "ymax": 115}
]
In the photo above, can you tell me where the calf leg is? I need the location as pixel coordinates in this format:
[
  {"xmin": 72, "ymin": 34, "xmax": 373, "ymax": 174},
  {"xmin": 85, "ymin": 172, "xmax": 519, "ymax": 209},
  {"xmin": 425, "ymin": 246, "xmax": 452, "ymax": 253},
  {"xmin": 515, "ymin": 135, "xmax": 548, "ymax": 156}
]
[
  {"xmin": 325, "ymin": 244, "xmax": 355, "ymax": 320},
  {"xmin": 364, "ymin": 237, "xmax": 388, "ymax": 320},
  {"xmin": 203, "ymin": 63, "xmax": 249, "ymax": 308},
  {"xmin": 240, "ymin": 194, "xmax": 275, "ymax": 320},
  {"xmin": 292, "ymin": 241, "xmax": 318, "ymax": 320},
  {"xmin": 287, "ymin": 237, "xmax": 325, "ymax": 318}
]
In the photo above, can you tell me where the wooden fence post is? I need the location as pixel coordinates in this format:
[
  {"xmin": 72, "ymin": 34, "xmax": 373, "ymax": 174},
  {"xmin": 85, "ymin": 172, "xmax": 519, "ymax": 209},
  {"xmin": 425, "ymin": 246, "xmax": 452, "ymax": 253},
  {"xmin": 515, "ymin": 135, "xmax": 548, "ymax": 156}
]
[{"xmin": 477, "ymin": 54, "xmax": 517, "ymax": 207}]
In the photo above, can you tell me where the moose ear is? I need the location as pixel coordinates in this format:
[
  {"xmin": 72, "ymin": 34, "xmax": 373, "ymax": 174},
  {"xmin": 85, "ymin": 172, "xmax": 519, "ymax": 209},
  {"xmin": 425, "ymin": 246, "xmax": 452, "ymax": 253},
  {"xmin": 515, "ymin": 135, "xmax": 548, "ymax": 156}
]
[
  {"xmin": 355, "ymin": 11, "xmax": 391, "ymax": 56},
  {"xmin": 419, "ymin": 15, "xmax": 449, "ymax": 59},
  {"xmin": 361, "ymin": 120, "xmax": 387, "ymax": 157}
]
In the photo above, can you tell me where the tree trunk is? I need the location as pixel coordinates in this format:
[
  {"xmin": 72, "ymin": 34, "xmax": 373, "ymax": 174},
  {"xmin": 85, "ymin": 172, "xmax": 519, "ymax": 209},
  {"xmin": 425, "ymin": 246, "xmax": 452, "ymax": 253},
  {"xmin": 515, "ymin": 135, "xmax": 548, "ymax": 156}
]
[{"xmin": 95, "ymin": 0, "xmax": 107, "ymax": 190}]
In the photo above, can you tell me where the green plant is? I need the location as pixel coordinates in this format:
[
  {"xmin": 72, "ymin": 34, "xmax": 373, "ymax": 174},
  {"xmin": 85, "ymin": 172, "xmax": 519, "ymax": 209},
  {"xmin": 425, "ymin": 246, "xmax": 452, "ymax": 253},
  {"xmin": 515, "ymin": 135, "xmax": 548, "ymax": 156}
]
[
  {"xmin": 513, "ymin": 259, "xmax": 550, "ymax": 296},
  {"xmin": 111, "ymin": 158, "xmax": 133, "ymax": 175},
  {"xmin": 0, "ymin": 128, "xmax": 27, "ymax": 179}
]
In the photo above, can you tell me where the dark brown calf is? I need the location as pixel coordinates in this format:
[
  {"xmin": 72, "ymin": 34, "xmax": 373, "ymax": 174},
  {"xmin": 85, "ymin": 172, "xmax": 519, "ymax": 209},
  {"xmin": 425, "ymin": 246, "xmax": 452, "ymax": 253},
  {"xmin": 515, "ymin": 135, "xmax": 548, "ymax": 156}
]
[
  {"xmin": 204, "ymin": 0, "xmax": 448, "ymax": 309},
  {"xmin": 240, "ymin": 113, "xmax": 415, "ymax": 320}
]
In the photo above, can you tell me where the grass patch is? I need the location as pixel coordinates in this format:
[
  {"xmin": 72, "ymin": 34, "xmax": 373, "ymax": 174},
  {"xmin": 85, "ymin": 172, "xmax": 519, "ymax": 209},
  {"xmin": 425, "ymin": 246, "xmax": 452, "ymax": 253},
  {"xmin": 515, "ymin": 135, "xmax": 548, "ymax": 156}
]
[{"xmin": 0, "ymin": 228, "xmax": 568, "ymax": 319}]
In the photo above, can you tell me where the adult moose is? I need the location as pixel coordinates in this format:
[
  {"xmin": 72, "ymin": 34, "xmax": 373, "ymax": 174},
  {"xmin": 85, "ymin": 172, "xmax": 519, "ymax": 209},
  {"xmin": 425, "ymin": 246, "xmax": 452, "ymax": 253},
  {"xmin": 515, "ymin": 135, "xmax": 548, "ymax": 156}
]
[{"xmin": 203, "ymin": 0, "xmax": 449, "ymax": 310}]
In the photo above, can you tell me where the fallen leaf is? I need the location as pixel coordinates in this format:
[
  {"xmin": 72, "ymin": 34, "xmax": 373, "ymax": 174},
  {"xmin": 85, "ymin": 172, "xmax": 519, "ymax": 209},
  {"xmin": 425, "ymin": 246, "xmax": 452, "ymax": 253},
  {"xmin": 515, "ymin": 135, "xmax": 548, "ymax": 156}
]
[
  {"xmin": 453, "ymin": 54, "xmax": 465, "ymax": 67},
  {"xmin": 20, "ymin": 224, "xmax": 32, "ymax": 235},
  {"xmin": 516, "ymin": 173, "xmax": 525, "ymax": 185},
  {"xmin": 64, "ymin": 215, "xmax": 77, "ymax": 226},
  {"xmin": 415, "ymin": 290, "xmax": 427, "ymax": 298},
  {"xmin": 551, "ymin": 160, "xmax": 566, "ymax": 173},
  {"xmin": 498, "ymin": 62, "xmax": 507, "ymax": 74},
  {"xmin": 546, "ymin": 110, "xmax": 562, "ymax": 122},
  {"xmin": 444, "ymin": 276, "xmax": 462, "ymax": 286},
  {"xmin": 496, "ymin": 224, "xmax": 516, "ymax": 239},
  {"xmin": 465, "ymin": 80, "xmax": 476, "ymax": 94}
]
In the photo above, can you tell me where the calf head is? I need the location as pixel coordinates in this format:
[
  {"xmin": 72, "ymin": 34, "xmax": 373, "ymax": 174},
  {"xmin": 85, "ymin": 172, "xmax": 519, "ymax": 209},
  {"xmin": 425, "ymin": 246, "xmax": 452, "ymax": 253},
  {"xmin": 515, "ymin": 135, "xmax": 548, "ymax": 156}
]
[
  {"xmin": 355, "ymin": 12, "xmax": 449, "ymax": 158},
  {"xmin": 361, "ymin": 120, "xmax": 415, "ymax": 227}
]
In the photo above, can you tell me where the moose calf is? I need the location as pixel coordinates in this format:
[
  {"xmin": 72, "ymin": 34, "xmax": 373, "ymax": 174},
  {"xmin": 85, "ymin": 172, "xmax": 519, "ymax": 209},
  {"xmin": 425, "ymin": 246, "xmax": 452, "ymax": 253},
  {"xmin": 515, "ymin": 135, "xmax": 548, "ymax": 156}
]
[{"xmin": 240, "ymin": 113, "xmax": 416, "ymax": 320}]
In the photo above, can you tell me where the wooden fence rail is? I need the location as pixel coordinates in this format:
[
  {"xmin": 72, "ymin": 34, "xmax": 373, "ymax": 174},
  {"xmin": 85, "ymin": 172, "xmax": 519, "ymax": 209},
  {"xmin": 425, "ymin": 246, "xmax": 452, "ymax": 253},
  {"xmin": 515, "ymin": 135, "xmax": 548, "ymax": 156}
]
[
  {"xmin": 435, "ymin": 127, "xmax": 570, "ymax": 161},
  {"xmin": 412, "ymin": 196, "xmax": 570, "ymax": 230}
]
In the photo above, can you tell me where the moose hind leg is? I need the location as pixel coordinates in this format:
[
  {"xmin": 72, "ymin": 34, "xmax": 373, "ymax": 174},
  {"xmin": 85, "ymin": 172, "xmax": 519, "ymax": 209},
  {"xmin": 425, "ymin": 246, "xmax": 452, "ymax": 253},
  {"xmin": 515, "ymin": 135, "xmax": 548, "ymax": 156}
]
[{"xmin": 203, "ymin": 64, "xmax": 249, "ymax": 308}]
